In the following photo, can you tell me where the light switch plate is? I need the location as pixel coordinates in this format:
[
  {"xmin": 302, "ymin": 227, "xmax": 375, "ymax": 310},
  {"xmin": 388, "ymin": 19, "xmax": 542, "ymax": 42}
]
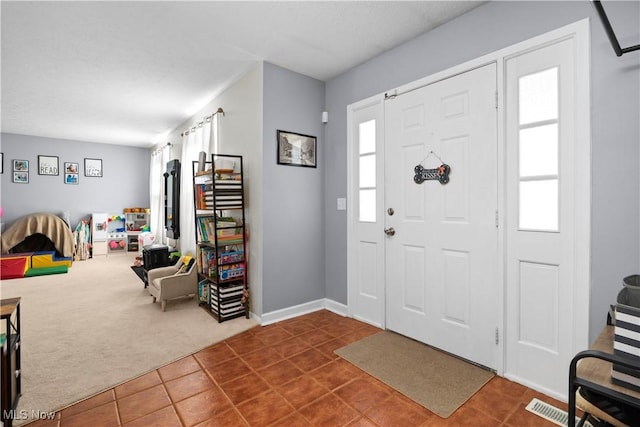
[{"xmin": 337, "ymin": 197, "xmax": 347, "ymax": 211}]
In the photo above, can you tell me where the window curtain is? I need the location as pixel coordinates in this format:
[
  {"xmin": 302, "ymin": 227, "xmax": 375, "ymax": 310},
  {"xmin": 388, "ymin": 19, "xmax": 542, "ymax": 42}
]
[
  {"xmin": 149, "ymin": 144, "xmax": 171, "ymax": 245},
  {"xmin": 179, "ymin": 114, "xmax": 220, "ymax": 256}
]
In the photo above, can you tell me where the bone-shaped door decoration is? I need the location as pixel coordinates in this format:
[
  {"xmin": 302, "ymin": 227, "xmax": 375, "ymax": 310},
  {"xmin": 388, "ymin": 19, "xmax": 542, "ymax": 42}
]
[{"xmin": 414, "ymin": 163, "xmax": 451, "ymax": 184}]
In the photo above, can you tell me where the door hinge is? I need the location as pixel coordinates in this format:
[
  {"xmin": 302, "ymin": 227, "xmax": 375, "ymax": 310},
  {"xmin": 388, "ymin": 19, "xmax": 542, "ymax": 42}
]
[
  {"xmin": 495, "ymin": 91, "xmax": 498, "ymax": 109},
  {"xmin": 495, "ymin": 327, "xmax": 499, "ymax": 345},
  {"xmin": 495, "ymin": 209, "xmax": 499, "ymax": 228}
]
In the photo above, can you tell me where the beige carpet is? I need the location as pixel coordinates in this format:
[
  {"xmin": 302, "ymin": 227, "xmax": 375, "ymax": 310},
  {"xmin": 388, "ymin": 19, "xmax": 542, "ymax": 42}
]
[
  {"xmin": 0, "ymin": 254, "xmax": 257, "ymax": 425},
  {"xmin": 335, "ymin": 330, "xmax": 494, "ymax": 418}
]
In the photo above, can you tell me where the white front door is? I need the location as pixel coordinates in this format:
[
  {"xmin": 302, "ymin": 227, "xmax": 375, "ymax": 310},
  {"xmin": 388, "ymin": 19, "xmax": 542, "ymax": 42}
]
[{"xmin": 384, "ymin": 63, "xmax": 499, "ymax": 369}]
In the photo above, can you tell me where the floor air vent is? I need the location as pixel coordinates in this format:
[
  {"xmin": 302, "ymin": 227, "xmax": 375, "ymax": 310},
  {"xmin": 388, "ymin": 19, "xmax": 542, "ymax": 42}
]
[{"xmin": 525, "ymin": 398, "xmax": 593, "ymax": 427}]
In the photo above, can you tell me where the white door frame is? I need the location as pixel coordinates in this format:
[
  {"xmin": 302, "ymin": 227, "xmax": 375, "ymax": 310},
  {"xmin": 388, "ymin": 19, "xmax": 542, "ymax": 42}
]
[{"xmin": 347, "ymin": 19, "xmax": 590, "ymax": 397}]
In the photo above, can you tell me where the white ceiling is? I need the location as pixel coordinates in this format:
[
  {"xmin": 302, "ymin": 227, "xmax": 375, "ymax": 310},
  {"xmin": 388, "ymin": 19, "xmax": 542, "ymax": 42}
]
[{"xmin": 1, "ymin": 1, "xmax": 485, "ymax": 148}]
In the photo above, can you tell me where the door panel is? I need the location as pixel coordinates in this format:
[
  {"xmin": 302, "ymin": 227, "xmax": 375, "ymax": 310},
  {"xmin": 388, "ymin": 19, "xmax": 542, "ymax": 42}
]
[
  {"xmin": 505, "ymin": 38, "xmax": 578, "ymax": 395},
  {"xmin": 347, "ymin": 98, "xmax": 385, "ymax": 328},
  {"xmin": 385, "ymin": 63, "xmax": 498, "ymax": 369}
]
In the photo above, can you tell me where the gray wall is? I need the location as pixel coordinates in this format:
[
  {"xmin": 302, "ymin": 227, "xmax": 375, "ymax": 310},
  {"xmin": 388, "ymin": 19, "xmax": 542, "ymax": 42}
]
[
  {"xmin": 1, "ymin": 133, "xmax": 151, "ymax": 229},
  {"xmin": 324, "ymin": 1, "xmax": 640, "ymax": 343},
  {"xmin": 262, "ymin": 62, "xmax": 326, "ymax": 313}
]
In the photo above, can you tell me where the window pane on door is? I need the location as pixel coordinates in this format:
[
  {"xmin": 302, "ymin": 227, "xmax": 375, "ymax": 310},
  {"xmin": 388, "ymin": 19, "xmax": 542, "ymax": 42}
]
[
  {"xmin": 519, "ymin": 180, "xmax": 558, "ymax": 231},
  {"xmin": 519, "ymin": 124, "xmax": 558, "ymax": 177},
  {"xmin": 519, "ymin": 68, "xmax": 558, "ymax": 125},
  {"xmin": 359, "ymin": 189, "xmax": 376, "ymax": 222},
  {"xmin": 359, "ymin": 120, "xmax": 376, "ymax": 154},
  {"xmin": 359, "ymin": 154, "xmax": 376, "ymax": 188}
]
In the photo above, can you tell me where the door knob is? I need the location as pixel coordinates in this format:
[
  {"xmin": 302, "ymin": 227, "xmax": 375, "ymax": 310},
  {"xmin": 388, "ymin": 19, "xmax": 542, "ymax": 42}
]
[{"xmin": 384, "ymin": 227, "xmax": 396, "ymax": 236}]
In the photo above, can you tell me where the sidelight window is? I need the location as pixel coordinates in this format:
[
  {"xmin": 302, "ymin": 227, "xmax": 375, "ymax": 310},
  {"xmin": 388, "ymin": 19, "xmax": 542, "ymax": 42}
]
[{"xmin": 518, "ymin": 67, "xmax": 559, "ymax": 232}]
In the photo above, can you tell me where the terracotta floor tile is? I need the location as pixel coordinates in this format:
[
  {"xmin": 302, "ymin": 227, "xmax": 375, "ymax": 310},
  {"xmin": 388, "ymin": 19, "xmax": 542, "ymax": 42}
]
[
  {"xmin": 465, "ymin": 383, "xmax": 519, "ymax": 423},
  {"xmin": 60, "ymin": 401, "xmax": 119, "ymax": 427},
  {"xmin": 310, "ymin": 359, "xmax": 363, "ymax": 390},
  {"xmin": 479, "ymin": 376, "xmax": 528, "ymax": 402},
  {"xmin": 194, "ymin": 342, "xmax": 237, "ymax": 368},
  {"xmin": 279, "ymin": 319, "xmax": 317, "ymax": 336},
  {"xmin": 251, "ymin": 324, "xmax": 294, "ymax": 345},
  {"xmin": 165, "ymin": 369, "xmax": 215, "ymax": 403},
  {"xmin": 297, "ymin": 328, "xmax": 336, "ymax": 346},
  {"xmin": 59, "ymin": 389, "xmax": 115, "ymax": 418},
  {"xmin": 334, "ymin": 377, "xmax": 392, "ymax": 413},
  {"xmin": 268, "ymin": 411, "xmax": 313, "ymax": 426},
  {"xmin": 257, "ymin": 359, "xmax": 304, "ymax": 387},
  {"xmin": 288, "ymin": 348, "xmax": 332, "ymax": 372},
  {"xmin": 239, "ymin": 346, "xmax": 284, "ymax": 370},
  {"xmin": 158, "ymin": 355, "xmax": 202, "ymax": 382},
  {"xmin": 236, "ymin": 389, "xmax": 295, "ymax": 426},
  {"xmin": 346, "ymin": 417, "xmax": 380, "ymax": 427},
  {"xmin": 318, "ymin": 321, "xmax": 354, "ymax": 337},
  {"xmin": 275, "ymin": 374, "xmax": 329, "ymax": 409},
  {"xmin": 365, "ymin": 394, "xmax": 431, "ymax": 427},
  {"xmin": 117, "ymin": 384, "xmax": 172, "ymax": 424},
  {"xmin": 193, "ymin": 408, "xmax": 248, "ymax": 427},
  {"xmin": 219, "ymin": 371, "xmax": 271, "ymax": 405},
  {"xmin": 205, "ymin": 356, "xmax": 251, "ymax": 384},
  {"xmin": 270, "ymin": 336, "xmax": 312, "ymax": 358},
  {"xmin": 122, "ymin": 405, "xmax": 182, "ymax": 427},
  {"xmin": 315, "ymin": 337, "xmax": 349, "ymax": 359},
  {"xmin": 225, "ymin": 333, "xmax": 268, "ymax": 354},
  {"xmin": 114, "ymin": 370, "xmax": 162, "ymax": 399},
  {"xmin": 340, "ymin": 326, "xmax": 381, "ymax": 344},
  {"xmin": 298, "ymin": 393, "xmax": 360, "ymax": 427},
  {"xmin": 175, "ymin": 387, "xmax": 234, "ymax": 427},
  {"xmin": 423, "ymin": 405, "xmax": 500, "ymax": 426}
]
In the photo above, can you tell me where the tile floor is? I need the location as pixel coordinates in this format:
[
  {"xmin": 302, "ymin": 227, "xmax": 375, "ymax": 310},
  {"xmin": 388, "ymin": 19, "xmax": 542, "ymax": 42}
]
[{"xmin": 27, "ymin": 310, "xmax": 569, "ymax": 426}]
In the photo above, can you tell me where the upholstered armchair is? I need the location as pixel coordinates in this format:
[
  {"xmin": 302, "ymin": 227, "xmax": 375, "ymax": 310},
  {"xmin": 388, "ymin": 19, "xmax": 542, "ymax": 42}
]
[{"xmin": 147, "ymin": 257, "xmax": 197, "ymax": 311}]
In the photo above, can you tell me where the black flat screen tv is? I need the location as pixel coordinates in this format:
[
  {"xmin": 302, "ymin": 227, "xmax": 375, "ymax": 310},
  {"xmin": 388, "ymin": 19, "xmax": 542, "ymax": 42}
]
[{"xmin": 164, "ymin": 159, "xmax": 180, "ymax": 239}]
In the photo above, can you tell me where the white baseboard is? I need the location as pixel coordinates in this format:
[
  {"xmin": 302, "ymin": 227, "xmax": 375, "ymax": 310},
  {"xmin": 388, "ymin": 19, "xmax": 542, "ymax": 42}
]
[{"xmin": 258, "ymin": 298, "xmax": 348, "ymax": 326}]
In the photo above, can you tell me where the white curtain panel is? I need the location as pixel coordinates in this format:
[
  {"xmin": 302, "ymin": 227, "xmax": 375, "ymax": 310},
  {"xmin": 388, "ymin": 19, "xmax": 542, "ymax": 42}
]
[
  {"xmin": 179, "ymin": 116, "xmax": 218, "ymax": 256},
  {"xmin": 149, "ymin": 145, "xmax": 170, "ymax": 245}
]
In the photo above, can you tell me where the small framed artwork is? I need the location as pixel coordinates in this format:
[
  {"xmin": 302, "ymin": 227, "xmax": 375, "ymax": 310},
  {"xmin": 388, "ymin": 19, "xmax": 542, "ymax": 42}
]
[
  {"xmin": 13, "ymin": 171, "xmax": 29, "ymax": 184},
  {"xmin": 13, "ymin": 159, "xmax": 28, "ymax": 172},
  {"xmin": 38, "ymin": 155, "xmax": 59, "ymax": 176},
  {"xmin": 84, "ymin": 158, "xmax": 103, "ymax": 177},
  {"xmin": 65, "ymin": 162, "xmax": 79, "ymax": 174},
  {"xmin": 277, "ymin": 130, "xmax": 317, "ymax": 168},
  {"xmin": 65, "ymin": 173, "xmax": 79, "ymax": 185}
]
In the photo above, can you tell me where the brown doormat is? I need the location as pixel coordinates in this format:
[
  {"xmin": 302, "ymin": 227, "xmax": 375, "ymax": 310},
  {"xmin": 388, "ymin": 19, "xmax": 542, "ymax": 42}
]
[{"xmin": 335, "ymin": 330, "xmax": 494, "ymax": 418}]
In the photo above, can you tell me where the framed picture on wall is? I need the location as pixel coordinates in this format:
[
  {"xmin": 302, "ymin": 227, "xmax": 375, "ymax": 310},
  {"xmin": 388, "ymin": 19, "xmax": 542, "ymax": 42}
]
[
  {"xmin": 65, "ymin": 162, "xmax": 79, "ymax": 174},
  {"xmin": 38, "ymin": 155, "xmax": 59, "ymax": 176},
  {"xmin": 13, "ymin": 159, "xmax": 28, "ymax": 172},
  {"xmin": 277, "ymin": 130, "xmax": 317, "ymax": 168},
  {"xmin": 84, "ymin": 158, "xmax": 102, "ymax": 177},
  {"xmin": 13, "ymin": 171, "xmax": 29, "ymax": 184},
  {"xmin": 65, "ymin": 173, "xmax": 79, "ymax": 185}
]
